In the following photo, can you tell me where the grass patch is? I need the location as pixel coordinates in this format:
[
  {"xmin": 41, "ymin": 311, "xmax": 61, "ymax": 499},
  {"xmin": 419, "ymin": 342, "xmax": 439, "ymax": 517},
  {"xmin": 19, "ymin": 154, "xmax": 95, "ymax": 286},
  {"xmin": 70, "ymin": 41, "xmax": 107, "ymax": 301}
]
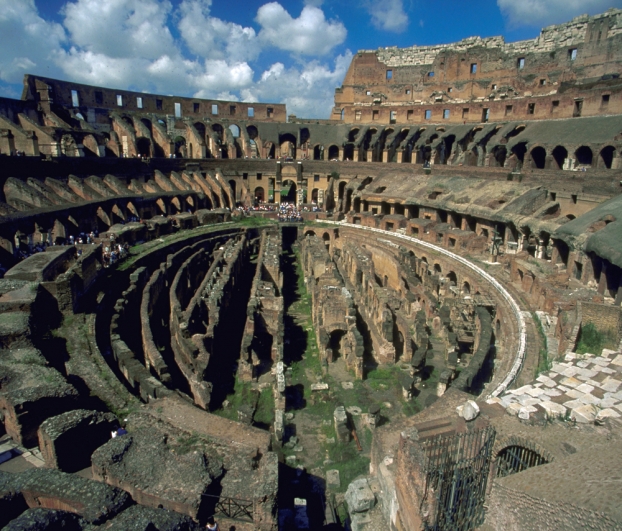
[
  {"xmin": 254, "ymin": 386, "xmax": 275, "ymax": 426},
  {"xmin": 325, "ymin": 441, "xmax": 370, "ymax": 493},
  {"xmin": 576, "ymin": 322, "xmax": 617, "ymax": 355},
  {"xmin": 212, "ymin": 377, "xmax": 255, "ymax": 421}
]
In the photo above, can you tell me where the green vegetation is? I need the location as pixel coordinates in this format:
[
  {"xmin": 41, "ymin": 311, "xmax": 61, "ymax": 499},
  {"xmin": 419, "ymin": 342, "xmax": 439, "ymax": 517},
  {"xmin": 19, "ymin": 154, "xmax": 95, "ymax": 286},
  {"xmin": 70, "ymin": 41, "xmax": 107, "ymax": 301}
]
[
  {"xmin": 325, "ymin": 442, "xmax": 370, "ymax": 493},
  {"xmin": 576, "ymin": 322, "xmax": 617, "ymax": 355},
  {"xmin": 175, "ymin": 432, "xmax": 203, "ymax": 455},
  {"xmin": 254, "ymin": 386, "xmax": 275, "ymax": 426},
  {"xmin": 212, "ymin": 377, "xmax": 254, "ymax": 421}
]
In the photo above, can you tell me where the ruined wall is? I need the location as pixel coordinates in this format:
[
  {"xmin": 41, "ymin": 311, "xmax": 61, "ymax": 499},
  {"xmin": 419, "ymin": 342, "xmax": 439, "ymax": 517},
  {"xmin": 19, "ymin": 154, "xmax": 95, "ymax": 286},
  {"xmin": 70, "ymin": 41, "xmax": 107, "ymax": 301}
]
[{"xmin": 335, "ymin": 10, "xmax": 622, "ymax": 124}]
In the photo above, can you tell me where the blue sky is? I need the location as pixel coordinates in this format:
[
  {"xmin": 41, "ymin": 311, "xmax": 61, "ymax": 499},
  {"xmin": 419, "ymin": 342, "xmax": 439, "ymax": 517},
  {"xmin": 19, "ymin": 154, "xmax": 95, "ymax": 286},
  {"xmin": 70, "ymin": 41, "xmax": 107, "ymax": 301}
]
[{"xmin": 1, "ymin": 0, "xmax": 620, "ymax": 117}]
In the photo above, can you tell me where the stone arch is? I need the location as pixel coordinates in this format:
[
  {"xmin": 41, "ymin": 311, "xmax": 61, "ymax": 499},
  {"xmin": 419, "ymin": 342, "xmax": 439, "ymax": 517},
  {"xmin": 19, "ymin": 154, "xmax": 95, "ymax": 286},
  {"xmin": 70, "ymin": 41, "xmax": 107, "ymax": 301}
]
[
  {"xmin": 313, "ymin": 144, "xmax": 323, "ymax": 160},
  {"xmin": 462, "ymin": 281, "xmax": 471, "ymax": 294},
  {"xmin": 327, "ymin": 145, "xmax": 340, "ymax": 160},
  {"xmin": 434, "ymin": 263, "xmax": 442, "ymax": 274},
  {"xmin": 575, "ymin": 145, "xmax": 593, "ymax": 166},
  {"xmin": 173, "ymin": 136, "xmax": 186, "ymax": 158},
  {"xmin": 254, "ymin": 186, "xmax": 265, "ymax": 202},
  {"xmin": 552, "ymin": 145, "xmax": 568, "ymax": 169},
  {"xmin": 598, "ymin": 145, "xmax": 615, "ymax": 169},
  {"xmin": 493, "ymin": 437, "xmax": 552, "ymax": 478},
  {"xmin": 111, "ymin": 204, "xmax": 125, "ymax": 224},
  {"xmin": 446, "ymin": 271, "xmax": 457, "ymax": 286},
  {"xmin": 136, "ymin": 137, "xmax": 151, "ymax": 157},
  {"xmin": 311, "ymin": 188, "xmax": 319, "ymax": 203},
  {"xmin": 279, "ymin": 133, "xmax": 297, "ymax": 158},
  {"xmin": 529, "ymin": 145, "xmax": 546, "ymax": 169},
  {"xmin": 491, "ymin": 145, "xmax": 507, "ymax": 167}
]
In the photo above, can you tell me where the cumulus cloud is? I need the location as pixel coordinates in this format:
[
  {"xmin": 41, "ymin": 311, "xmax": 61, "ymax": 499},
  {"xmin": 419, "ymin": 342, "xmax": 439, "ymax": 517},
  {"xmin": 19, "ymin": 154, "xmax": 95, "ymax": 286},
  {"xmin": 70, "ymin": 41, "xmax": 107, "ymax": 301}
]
[
  {"xmin": 256, "ymin": 3, "xmax": 346, "ymax": 55},
  {"xmin": 178, "ymin": 0, "xmax": 259, "ymax": 63},
  {"xmin": 62, "ymin": 0, "xmax": 175, "ymax": 59},
  {"xmin": 497, "ymin": 0, "xmax": 622, "ymax": 28},
  {"xmin": 0, "ymin": 0, "xmax": 66, "ymax": 83},
  {"xmin": 242, "ymin": 51, "xmax": 353, "ymax": 118},
  {"xmin": 0, "ymin": 0, "xmax": 350, "ymax": 117},
  {"xmin": 365, "ymin": 0, "xmax": 409, "ymax": 33}
]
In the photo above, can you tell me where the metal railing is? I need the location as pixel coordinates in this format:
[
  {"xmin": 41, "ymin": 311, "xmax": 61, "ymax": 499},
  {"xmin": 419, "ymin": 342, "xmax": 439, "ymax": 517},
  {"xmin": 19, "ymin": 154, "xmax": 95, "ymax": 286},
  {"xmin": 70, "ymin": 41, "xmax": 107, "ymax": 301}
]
[{"xmin": 202, "ymin": 494, "xmax": 254, "ymax": 522}]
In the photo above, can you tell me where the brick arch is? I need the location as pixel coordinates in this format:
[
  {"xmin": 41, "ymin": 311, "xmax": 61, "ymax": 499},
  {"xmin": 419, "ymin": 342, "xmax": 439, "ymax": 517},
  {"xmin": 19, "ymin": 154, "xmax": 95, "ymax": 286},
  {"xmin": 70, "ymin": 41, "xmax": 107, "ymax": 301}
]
[{"xmin": 492, "ymin": 435, "xmax": 554, "ymax": 464}]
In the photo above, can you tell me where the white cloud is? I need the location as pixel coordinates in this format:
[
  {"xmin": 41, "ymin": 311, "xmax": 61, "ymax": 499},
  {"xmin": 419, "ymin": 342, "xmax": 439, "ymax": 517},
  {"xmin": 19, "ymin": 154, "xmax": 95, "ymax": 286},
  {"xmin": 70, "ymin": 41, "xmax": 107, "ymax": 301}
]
[
  {"xmin": 256, "ymin": 3, "xmax": 346, "ymax": 55},
  {"xmin": 0, "ymin": 0, "xmax": 66, "ymax": 83},
  {"xmin": 62, "ymin": 0, "xmax": 175, "ymax": 60},
  {"xmin": 242, "ymin": 51, "xmax": 353, "ymax": 118},
  {"xmin": 0, "ymin": 0, "xmax": 350, "ymax": 117},
  {"xmin": 497, "ymin": 0, "xmax": 622, "ymax": 28},
  {"xmin": 178, "ymin": 0, "xmax": 259, "ymax": 63},
  {"xmin": 366, "ymin": 0, "xmax": 409, "ymax": 33}
]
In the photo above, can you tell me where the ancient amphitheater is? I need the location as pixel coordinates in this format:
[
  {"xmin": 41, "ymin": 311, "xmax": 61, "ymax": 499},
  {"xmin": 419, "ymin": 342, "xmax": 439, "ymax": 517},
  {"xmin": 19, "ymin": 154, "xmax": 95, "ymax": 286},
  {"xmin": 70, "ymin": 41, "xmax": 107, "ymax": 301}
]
[{"xmin": 1, "ymin": 9, "xmax": 622, "ymax": 531}]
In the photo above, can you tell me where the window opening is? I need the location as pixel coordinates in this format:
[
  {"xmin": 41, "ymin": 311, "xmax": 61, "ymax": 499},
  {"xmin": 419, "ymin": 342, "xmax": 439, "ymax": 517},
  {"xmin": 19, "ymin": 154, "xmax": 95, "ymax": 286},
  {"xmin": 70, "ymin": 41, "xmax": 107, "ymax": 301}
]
[
  {"xmin": 71, "ymin": 90, "xmax": 79, "ymax": 107},
  {"xmin": 386, "ymin": 70, "xmax": 393, "ymax": 80},
  {"xmin": 156, "ymin": 99, "xmax": 163, "ymax": 110},
  {"xmin": 116, "ymin": 94, "xmax": 123, "ymax": 107},
  {"xmin": 248, "ymin": 107, "xmax": 254, "ymax": 117},
  {"xmin": 137, "ymin": 97, "xmax": 143, "ymax": 109},
  {"xmin": 517, "ymin": 57, "xmax": 525, "ymax": 69},
  {"xmin": 175, "ymin": 102, "xmax": 182, "ymax": 118}
]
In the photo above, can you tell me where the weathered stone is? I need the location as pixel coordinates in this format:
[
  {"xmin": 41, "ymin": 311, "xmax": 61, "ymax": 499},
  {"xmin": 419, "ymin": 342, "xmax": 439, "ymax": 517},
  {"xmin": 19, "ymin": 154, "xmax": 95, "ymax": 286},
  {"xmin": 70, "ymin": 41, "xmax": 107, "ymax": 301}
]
[{"xmin": 345, "ymin": 478, "xmax": 376, "ymax": 513}]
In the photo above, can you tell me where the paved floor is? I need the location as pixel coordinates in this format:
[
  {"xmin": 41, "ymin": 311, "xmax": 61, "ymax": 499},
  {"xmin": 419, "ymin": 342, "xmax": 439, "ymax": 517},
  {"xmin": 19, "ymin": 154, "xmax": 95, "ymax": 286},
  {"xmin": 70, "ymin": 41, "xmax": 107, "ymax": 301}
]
[{"xmin": 490, "ymin": 347, "xmax": 622, "ymax": 423}]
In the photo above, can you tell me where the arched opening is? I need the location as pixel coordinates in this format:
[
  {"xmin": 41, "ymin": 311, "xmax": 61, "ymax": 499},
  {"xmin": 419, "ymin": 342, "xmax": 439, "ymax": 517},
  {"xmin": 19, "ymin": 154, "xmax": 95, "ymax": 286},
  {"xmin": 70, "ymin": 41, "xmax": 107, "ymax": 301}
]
[
  {"xmin": 174, "ymin": 136, "xmax": 186, "ymax": 158},
  {"xmin": 344, "ymin": 144, "xmax": 354, "ymax": 160},
  {"xmin": 552, "ymin": 145, "xmax": 568, "ymax": 169},
  {"xmin": 135, "ymin": 137, "xmax": 150, "ymax": 157},
  {"xmin": 313, "ymin": 145, "xmax": 323, "ymax": 160},
  {"xmin": 437, "ymin": 135, "xmax": 455, "ymax": 164},
  {"xmin": 530, "ymin": 146, "xmax": 546, "ymax": 168},
  {"xmin": 311, "ymin": 188, "xmax": 319, "ymax": 203},
  {"xmin": 462, "ymin": 281, "xmax": 471, "ymax": 295},
  {"xmin": 511, "ymin": 142, "xmax": 527, "ymax": 163},
  {"xmin": 434, "ymin": 263, "xmax": 442, "ymax": 274},
  {"xmin": 575, "ymin": 146, "xmax": 593, "ymax": 166},
  {"xmin": 599, "ymin": 145, "xmax": 615, "ymax": 169},
  {"xmin": 228, "ymin": 180, "xmax": 237, "ymax": 202},
  {"xmin": 281, "ymin": 180, "xmax": 297, "ymax": 203},
  {"xmin": 338, "ymin": 181, "xmax": 347, "ymax": 200},
  {"xmin": 328, "ymin": 330, "xmax": 346, "ymax": 360},
  {"xmin": 496, "ymin": 445, "xmax": 548, "ymax": 478},
  {"xmin": 229, "ymin": 124, "xmax": 240, "ymax": 138},
  {"xmin": 279, "ymin": 133, "xmax": 296, "ymax": 159},
  {"xmin": 254, "ymin": 186, "xmax": 265, "ymax": 203},
  {"xmin": 447, "ymin": 271, "xmax": 457, "ymax": 286},
  {"xmin": 492, "ymin": 145, "xmax": 507, "ymax": 167},
  {"xmin": 328, "ymin": 145, "xmax": 340, "ymax": 160},
  {"xmin": 348, "ymin": 128, "xmax": 360, "ymax": 143},
  {"xmin": 267, "ymin": 143, "xmax": 276, "ymax": 159}
]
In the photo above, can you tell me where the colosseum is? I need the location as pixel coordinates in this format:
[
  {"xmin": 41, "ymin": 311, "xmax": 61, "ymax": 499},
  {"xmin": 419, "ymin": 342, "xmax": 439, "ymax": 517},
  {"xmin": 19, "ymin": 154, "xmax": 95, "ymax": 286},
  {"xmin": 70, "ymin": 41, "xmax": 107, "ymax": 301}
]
[{"xmin": 1, "ymin": 8, "xmax": 622, "ymax": 531}]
